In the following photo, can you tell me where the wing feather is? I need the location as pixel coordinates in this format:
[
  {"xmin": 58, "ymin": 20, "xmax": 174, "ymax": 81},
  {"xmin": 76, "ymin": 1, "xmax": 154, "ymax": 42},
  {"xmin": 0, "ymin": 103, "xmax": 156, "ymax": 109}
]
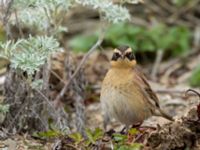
[{"xmin": 133, "ymin": 67, "xmax": 160, "ymax": 109}]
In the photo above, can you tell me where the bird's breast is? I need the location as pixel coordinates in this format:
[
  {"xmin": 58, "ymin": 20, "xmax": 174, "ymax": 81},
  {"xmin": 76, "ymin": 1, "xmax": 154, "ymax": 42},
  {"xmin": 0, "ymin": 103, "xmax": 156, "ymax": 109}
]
[{"xmin": 100, "ymin": 68, "xmax": 152, "ymax": 125}]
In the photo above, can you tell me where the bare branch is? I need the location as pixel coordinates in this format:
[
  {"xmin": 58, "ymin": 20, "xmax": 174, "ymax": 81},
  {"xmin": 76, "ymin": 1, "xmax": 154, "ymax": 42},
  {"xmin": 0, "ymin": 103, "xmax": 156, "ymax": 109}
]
[
  {"xmin": 3, "ymin": 0, "xmax": 14, "ymax": 25},
  {"xmin": 151, "ymin": 50, "xmax": 163, "ymax": 81},
  {"xmin": 53, "ymin": 27, "xmax": 106, "ymax": 107}
]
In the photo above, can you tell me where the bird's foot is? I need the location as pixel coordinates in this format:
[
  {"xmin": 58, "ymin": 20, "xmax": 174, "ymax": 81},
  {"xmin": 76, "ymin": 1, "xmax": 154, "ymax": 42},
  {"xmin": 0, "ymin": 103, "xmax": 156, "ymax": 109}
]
[{"xmin": 105, "ymin": 128, "xmax": 116, "ymax": 136}]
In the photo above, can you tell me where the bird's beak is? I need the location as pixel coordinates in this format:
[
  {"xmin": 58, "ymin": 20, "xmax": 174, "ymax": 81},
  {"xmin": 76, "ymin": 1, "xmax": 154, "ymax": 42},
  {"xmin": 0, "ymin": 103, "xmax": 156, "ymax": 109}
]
[{"xmin": 122, "ymin": 54, "xmax": 125, "ymax": 59}]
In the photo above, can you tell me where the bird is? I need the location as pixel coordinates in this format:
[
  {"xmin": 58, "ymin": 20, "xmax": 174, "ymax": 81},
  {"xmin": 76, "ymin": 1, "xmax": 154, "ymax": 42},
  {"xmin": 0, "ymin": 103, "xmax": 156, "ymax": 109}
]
[{"xmin": 100, "ymin": 45, "xmax": 174, "ymax": 130}]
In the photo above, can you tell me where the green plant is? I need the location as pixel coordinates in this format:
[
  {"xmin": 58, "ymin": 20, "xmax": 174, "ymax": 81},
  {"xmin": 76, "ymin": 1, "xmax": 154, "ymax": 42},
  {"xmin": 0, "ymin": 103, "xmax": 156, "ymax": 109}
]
[
  {"xmin": 68, "ymin": 128, "xmax": 104, "ymax": 148},
  {"xmin": 105, "ymin": 23, "xmax": 144, "ymax": 50},
  {"xmin": 0, "ymin": 0, "xmax": 133, "ymax": 77},
  {"xmin": 145, "ymin": 24, "xmax": 190, "ymax": 55},
  {"xmin": 33, "ymin": 130, "xmax": 63, "ymax": 139},
  {"xmin": 75, "ymin": 0, "xmax": 130, "ymax": 23},
  {"xmin": 0, "ymin": 36, "xmax": 60, "ymax": 75},
  {"xmin": 0, "ymin": 104, "xmax": 10, "ymax": 114},
  {"xmin": 172, "ymin": 0, "xmax": 189, "ymax": 7},
  {"xmin": 85, "ymin": 128, "xmax": 104, "ymax": 145},
  {"xmin": 40, "ymin": 127, "xmax": 142, "ymax": 149},
  {"xmin": 69, "ymin": 34, "xmax": 98, "ymax": 52},
  {"xmin": 190, "ymin": 66, "xmax": 200, "ymax": 87},
  {"xmin": 69, "ymin": 23, "xmax": 191, "ymax": 56},
  {"xmin": 112, "ymin": 128, "xmax": 142, "ymax": 150}
]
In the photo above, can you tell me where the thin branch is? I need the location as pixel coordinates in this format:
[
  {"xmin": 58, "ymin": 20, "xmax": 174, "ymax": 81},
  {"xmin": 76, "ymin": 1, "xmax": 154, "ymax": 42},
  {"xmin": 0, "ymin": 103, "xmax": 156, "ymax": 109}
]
[
  {"xmin": 151, "ymin": 50, "xmax": 164, "ymax": 81},
  {"xmin": 65, "ymin": 144, "xmax": 79, "ymax": 150},
  {"xmin": 50, "ymin": 69, "xmax": 66, "ymax": 84},
  {"xmin": 155, "ymin": 89, "xmax": 200, "ymax": 96},
  {"xmin": 3, "ymin": 0, "xmax": 14, "ymax": 26},
  {"xmin": 53, "ymin": 27, "xmax": 106, "ymax": 107},
  {"xmin": 8, "ymin": 101, "xmax": 28, "ymax": 131},
  {"xmin": 14, "ymin": 9, "xmax": 24, "ymax": 38},
  {"xmin": 130, "ymin": 16, "xmax": 149, "ymax": 27},
  {"xmin": 35, "ymin": 88, "xmax": 59, "ymax": 116},
  {"xmin": 185, "ymin": 89, "xmax": 200, "ymax": 100},
  {"xmin": 23, "ymin": 73, "xmax": 61, "ymax": 118}
]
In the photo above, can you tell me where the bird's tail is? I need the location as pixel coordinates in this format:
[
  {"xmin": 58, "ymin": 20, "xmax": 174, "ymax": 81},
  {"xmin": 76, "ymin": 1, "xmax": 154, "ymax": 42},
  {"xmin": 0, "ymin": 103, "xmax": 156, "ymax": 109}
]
[{"xmin": 157, "ymin": 108, "xmax": 174, "ymax": 121}]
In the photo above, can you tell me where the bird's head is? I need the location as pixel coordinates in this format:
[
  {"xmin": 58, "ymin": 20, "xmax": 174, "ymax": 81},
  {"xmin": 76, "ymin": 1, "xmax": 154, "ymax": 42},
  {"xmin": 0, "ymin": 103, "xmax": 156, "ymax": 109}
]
[{"xmin": 110, "ymin": 45, "xmax": 136, "ymax": 68}]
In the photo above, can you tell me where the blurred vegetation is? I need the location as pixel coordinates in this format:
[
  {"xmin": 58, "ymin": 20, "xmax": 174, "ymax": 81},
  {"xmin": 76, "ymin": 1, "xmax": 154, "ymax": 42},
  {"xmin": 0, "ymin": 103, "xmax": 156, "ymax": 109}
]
[
  {"xmin": 190, "ymin": 66, "xmax": 200, "ymax": 87},
  {"xmin": 0, "ymin": 23, "xmax": 6, "ymax": 42},
  {"xmin": 69, "ymin": 22, "xmax": 200, "ymax": 87},
  {"xmin": 69, "ymin": 23, "xmax": 191, "ymax": 57},
  {"xmin": 172, "ymin": 0, "xmax": 190, "ymax": 7},
  {"xmin": 69, "ymin": 34, "xmax": 98, "ymax": 53},
  {"xmin": 33, "ymin": 127, "xmax": 142, "ymax": 150}
]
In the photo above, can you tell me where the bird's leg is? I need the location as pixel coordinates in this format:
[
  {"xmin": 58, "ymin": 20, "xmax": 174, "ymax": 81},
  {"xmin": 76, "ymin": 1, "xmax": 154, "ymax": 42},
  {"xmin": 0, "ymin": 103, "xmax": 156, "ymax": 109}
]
[
  {"xmin": 120, "ymin": 123, "xmax": 142, "ymax": 134},
  {"xmin": 103, "ymin": 121, "xmax": 107, "ymax": 131},
  {"xmin": 103, "ymin": 115, "xmax": 117, "ymax": 136},
  {"xmin": 131, "ymin": 123, "xmax": 142, "ymax": 129},
  {"xmin": 120, "ymin": 125, "xmax": 130, "ymax": 134},
  {"xmin": 103, "ymin": 114, "xmax": 110, "ymax": 131}
]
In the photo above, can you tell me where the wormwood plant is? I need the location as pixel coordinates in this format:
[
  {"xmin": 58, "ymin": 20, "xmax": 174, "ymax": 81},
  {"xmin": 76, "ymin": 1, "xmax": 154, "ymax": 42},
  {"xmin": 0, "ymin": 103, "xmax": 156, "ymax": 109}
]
[
  {"xmin": 0, "ymin": 0, "xmax": 136, "ymax": 76},
  {"xmin": 0, "ymin": 0, "xmax": 141, "ymax": 135}
]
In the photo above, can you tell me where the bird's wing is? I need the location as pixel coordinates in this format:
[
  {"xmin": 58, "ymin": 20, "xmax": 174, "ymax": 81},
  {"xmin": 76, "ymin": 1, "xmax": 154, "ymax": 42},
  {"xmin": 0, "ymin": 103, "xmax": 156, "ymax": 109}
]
[
  {"xmin": 133, "ymin": 66, "xmax": 160, "ymax": 108},
  {"xmin": 132, "ymin": 67, "xmax": 174, "ymax": 121}
]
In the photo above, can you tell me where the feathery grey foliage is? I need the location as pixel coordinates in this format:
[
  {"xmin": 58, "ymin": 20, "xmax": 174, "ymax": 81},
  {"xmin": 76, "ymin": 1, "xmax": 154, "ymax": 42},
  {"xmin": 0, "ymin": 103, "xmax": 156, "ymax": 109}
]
[
  {"xmin": 0, "ymin": 36, "xmax": 60, "ymax": 75},
  {"xmin": 76, "ymin": 0, "xmax": 130, "ymax": 23}
]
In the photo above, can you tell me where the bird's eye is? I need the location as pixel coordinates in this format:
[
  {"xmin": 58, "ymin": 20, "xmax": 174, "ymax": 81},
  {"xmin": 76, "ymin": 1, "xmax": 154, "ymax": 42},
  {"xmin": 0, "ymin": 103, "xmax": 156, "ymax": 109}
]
[
  {"xmin": 125, "ymin": 52, "xmax": 135, "ymax": 60},
  {"xmin": 111, "ymin": 53, "xmax": 121, "ymax": 61}
]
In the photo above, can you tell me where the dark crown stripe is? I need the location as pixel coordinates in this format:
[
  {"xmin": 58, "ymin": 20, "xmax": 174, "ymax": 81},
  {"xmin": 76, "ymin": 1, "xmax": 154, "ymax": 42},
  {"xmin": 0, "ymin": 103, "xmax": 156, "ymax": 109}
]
[{"xmin": 116, "ymin": 45, "xmax": 129, "ymax": 52}]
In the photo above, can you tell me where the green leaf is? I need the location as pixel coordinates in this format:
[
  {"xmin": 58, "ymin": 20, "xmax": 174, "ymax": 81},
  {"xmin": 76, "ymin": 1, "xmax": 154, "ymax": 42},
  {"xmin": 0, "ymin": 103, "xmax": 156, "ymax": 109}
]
[
  {"xmin": 129, "ymin": 143, "xmax": 143, "ymax": 150},
  {"xmin": 1, "ymin": 36, "xmax": 60, "ymax": 75},
  {"xmin": 113, "ymin": 133, "xmax": 127, "ymax": 142},
  {"xmin": 85, "ymin": 128, "xmax": 95, "ymax": 144},
  {"xmin": 128, "ymin": 128, "xmax": 138, "ymax": 135},
  {"xmin": 69, "ymin": 132, "xmax": 83, "ymax": 143},
  {"xmin": 33, "ymin": 130, "xmax": 61, "ymax": 139},
  {"xmin": 115, "ymin": 143, "xmax": 142, "ymax": 150},
  {"xmin": 93, "ymin": 128, "xmax": 103, "ymax": 140},
  {"xmin": 85, "ymin": 128, "xmax": 103, "ymax": 145},
  {"xmin": 0, "ymin": 104, "xmax": 10, "ymax": 114}
]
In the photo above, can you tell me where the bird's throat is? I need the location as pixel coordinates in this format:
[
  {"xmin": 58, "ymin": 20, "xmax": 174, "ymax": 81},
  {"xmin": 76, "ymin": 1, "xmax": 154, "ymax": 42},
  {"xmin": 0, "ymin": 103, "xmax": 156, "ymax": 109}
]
[{"xmin": 110, "ymin": 60, "xmax": 136, "ymax": 69}]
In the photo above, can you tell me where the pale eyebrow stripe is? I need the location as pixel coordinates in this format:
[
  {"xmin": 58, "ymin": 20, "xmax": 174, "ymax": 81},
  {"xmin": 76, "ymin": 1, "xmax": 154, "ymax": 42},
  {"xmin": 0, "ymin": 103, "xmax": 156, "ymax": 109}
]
[
  {"xmin": 124, "ymin": 48, "xmax": 132, "ymax": 53},
  {"xmin": 114, "ymin": 49, "xmax": 122, "ymax": 54}
]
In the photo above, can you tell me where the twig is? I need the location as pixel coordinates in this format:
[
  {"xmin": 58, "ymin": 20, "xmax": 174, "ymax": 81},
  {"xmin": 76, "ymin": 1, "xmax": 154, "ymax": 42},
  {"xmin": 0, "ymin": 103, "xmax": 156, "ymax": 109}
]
[
  {"xmin": 53, "ymin": 27, "xmax": 105, "ymax": 107},
  {"xmin": 65, "ymin": 144, "xmax": 79, "ymax": 150},
  {"xmin": 7, "ymin": 101, "xmax": 28, "ymax": 131},
  {"xmin": 24, "ymin": 67, "xmax": 63, "ymax": 119},
  {"xmin": 35, "ymin": 88, "xmax": 59, "ymax": 116},
  {"xmin": 3, "ymin": 0, "xmax": 14, "ymax": 26},
  {"xmin": 155, "ymin": 89, "xmax": 200, "ymax": 96},
  {"xmin": 50, "ymin": 69, "xmax": 66, "ymax": 85},
  {"xmin": 185, "ymin": 89, "xmax": 200, "ymax": 99},
  {"xmin": 14, "ymin": 9, "xmax": 24, "ymax": 38},
  {"xmin": 130, "ymin": 16, "xmax": 149, "ymax": 27},
  {"xmin": 151, "ymin": 50, "xmax": 163, "ymax": 81}
]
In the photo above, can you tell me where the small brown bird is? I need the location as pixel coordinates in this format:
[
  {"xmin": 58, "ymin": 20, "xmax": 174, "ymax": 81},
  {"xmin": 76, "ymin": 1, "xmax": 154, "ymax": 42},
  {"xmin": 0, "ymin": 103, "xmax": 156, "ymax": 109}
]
[{"xmin": 100, "ymin": 46, "xmax": 173, "ymax": 130}]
